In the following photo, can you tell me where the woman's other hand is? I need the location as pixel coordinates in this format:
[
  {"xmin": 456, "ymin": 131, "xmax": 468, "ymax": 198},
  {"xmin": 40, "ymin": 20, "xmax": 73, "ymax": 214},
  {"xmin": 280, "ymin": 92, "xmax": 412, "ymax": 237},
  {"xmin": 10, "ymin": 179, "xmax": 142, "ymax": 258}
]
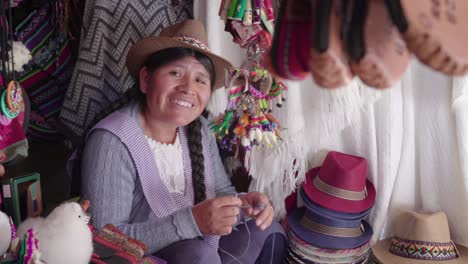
[
  {"xmin": 238, "ymin": 192, "xmax": 274, "ymax": 231},
  {"xmin": 0, "ymin": 153, "xmax": 5, "ymax": 177},
  {"xmin": 192, "ymin": 196, "xmax": 242, "ymax": 236}
]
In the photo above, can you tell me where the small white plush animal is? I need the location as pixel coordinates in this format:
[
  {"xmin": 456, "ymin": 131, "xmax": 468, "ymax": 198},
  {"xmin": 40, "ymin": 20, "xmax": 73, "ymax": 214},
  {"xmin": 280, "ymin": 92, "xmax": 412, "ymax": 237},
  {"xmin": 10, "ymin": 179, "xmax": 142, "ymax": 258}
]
[
  {"xmin": 0, "ymin": 211, "xmax": 11, "ymax": 255},
  {"xmin": 19, "ymin": 202, "xmax": 93, "ymax": 264},
  {"xmin": 17, "ymin": 216, "xmax": 44, "ymax": 240}
]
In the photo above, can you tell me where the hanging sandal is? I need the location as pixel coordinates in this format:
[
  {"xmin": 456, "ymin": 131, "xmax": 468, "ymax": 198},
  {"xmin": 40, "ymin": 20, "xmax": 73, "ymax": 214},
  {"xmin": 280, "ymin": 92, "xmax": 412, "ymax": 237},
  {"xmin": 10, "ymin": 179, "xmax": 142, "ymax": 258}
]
[
  {"xmin": 309, "ymin": 0, "xmax": 354, "ymax": 89},
  {"xmin": 348, "ymin": 0, "xmax": 411, "ymax": 89},
  {"xmin": 385, "ymin": 0, "xmax": 468, "ymax": 75}
]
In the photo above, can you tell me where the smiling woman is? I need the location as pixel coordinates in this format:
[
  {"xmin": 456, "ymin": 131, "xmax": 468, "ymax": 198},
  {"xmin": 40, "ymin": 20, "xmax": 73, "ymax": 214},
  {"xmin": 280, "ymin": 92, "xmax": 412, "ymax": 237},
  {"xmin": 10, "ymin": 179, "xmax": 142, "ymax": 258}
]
[
  {"xmin": 80, "ymin": 20, "xmax": 286, "ymax": 263},
  {"xmin": 138, "ymin": 50, "xmax": 214, "ymax": 144}
]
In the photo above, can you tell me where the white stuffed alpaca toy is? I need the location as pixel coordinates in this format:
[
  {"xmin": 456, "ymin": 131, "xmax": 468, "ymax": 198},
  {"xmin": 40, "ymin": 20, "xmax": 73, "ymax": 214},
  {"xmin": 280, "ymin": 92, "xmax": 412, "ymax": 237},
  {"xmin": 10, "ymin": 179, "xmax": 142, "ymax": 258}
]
[
  {"xmin": 18, "ymin": 202, "xmax": 93, "ymax": 264},
  {"xmin": 0, "ymin": 211, "xmax": 11, "ymax": 255}
]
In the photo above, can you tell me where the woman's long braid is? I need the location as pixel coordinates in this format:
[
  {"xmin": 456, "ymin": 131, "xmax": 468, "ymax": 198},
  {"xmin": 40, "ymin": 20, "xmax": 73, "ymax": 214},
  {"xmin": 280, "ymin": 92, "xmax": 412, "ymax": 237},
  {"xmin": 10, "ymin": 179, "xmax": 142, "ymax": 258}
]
[{"xmin": 188, "ymin": 118, "xmax": 207, "ymax": 204}]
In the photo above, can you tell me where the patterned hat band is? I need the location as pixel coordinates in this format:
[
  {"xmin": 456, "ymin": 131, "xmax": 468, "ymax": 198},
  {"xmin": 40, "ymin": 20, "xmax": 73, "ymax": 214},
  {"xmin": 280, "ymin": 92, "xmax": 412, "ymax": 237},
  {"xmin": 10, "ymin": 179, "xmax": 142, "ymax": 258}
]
[
  {"xmin": 300, "ymin": 213, "xmax": 365, "ymax": 238},
  {"xmin": 172, "ymin": 34, "xmax": 210, "ymax": 51},
  {"xmin": 389, "ymin": 236, "xmax": 459, "ymax": 261},
  {"xmin": 313, "ymin": 175, "xmax": 368, "ymax": 201}
]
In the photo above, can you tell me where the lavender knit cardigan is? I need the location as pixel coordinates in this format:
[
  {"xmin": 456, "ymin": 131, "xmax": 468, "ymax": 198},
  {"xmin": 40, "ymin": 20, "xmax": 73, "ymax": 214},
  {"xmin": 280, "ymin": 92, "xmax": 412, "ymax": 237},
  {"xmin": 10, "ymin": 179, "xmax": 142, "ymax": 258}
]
[{"xmin": 81, "ymin": 102, "xmax": 237, "ymax": 254}]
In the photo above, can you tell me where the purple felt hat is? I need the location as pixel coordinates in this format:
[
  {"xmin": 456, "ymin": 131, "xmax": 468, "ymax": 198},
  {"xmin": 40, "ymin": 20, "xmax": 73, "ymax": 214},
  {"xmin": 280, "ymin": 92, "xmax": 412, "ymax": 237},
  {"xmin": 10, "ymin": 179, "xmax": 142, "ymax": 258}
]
[{"xmin": 288, "ymin": 207, "xmax": 373, "ymax": 250}]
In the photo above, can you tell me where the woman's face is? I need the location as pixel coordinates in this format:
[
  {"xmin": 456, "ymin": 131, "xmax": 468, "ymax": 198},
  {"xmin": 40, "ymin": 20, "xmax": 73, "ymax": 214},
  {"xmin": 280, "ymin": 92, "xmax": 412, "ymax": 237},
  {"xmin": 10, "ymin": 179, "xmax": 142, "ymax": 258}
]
[{"xmin": 139, "ymin": 56, "xmax": 212, "ymax": 128}]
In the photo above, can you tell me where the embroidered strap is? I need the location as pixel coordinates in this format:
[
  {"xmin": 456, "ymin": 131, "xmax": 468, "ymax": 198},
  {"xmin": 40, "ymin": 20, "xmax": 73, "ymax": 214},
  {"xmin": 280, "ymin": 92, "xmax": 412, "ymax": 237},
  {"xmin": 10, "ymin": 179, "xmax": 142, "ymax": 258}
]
[
  {"xmin": 173, "ymin": 35, "xmax": 209, "ymax": 51},
  {"xmin": 300, "ymin": 215, "xmax": 364, "ymax": 238},
  {"xmin": 389, "ymin": 236, "xmax": 459, "ymax": 261},
  {"xmin": 313, "ymin": 175, "xmax": 367, "ymax": 201}
]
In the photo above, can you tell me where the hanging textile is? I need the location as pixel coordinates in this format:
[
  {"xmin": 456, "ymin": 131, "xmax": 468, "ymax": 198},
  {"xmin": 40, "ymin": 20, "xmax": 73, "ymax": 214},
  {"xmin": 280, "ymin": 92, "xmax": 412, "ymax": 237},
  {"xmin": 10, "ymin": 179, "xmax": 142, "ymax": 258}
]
[
  {"xmin": 11, "ymin": 1, "xmax": 75, "ymax": 142},
  {"xmin": 58, "ymin": 0, "xmax": 193, "ymax": 146}
]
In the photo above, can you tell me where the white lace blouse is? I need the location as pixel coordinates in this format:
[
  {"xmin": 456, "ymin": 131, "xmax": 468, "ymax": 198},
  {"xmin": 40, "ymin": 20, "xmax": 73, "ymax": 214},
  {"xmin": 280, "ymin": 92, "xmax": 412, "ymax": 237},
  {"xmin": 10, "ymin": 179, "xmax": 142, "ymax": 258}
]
[{"xmin": 145, "ymin": 134, "xmax": 185, "ymax": 194}]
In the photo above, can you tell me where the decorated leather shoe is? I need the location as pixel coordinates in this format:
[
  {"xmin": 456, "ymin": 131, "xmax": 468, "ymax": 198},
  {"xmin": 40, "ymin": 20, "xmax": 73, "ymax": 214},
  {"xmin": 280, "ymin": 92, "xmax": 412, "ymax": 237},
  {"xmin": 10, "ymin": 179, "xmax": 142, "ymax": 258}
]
[
  {"xmin": 385, "ymin": 0, "xmax": 468, "ymax": 75},
  {"xmin": 309, "ymin": 0, "xmax": 354, "ymax": 89},
  {"xmin": 348, "ymin": 0, "xmax": 411, "ymax": 89}
]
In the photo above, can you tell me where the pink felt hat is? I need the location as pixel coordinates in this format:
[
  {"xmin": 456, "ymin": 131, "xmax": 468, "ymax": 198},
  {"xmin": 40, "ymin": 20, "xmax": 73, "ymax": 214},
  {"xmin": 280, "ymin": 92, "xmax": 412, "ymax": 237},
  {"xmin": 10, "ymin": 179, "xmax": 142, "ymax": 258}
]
[{"xmin": 302, "ymin": 151, "xmax": 376, "ymax": 213}]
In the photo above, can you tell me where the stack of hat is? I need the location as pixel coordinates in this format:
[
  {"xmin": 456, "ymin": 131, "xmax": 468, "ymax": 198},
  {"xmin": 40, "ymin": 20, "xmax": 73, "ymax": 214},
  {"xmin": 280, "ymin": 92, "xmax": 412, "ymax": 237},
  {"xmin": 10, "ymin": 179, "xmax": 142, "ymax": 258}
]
[{"xmin": 285, "ymin": 151, "xmax": 376, "ymax": 263}]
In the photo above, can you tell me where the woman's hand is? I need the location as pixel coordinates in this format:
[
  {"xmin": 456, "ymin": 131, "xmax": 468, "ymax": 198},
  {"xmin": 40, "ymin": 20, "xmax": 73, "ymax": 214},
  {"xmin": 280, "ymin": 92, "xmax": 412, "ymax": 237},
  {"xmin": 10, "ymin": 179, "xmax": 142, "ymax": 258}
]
[
  {"xmin": 192, "ymin": 196, "xmax": 242, "ymax": 236},
  {"xmin": 238, "ymin": 192, "xmax": 274, "ymax": 231},
  {"xmin": 0, "ymin": 153, "xmax": 5, "ymax": 177}
]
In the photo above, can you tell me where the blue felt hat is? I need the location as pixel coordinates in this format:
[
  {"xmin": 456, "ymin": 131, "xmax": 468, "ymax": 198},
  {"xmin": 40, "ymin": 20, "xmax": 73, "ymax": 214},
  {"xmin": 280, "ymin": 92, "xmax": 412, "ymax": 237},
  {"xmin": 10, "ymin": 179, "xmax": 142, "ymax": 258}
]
[
  {"xmin": 288, "ymin": 207, "xmax": 373, "ymax": 250},
  {"xmin": 300, "ymin": 187, "xmax": 372, "ymax": 221}
]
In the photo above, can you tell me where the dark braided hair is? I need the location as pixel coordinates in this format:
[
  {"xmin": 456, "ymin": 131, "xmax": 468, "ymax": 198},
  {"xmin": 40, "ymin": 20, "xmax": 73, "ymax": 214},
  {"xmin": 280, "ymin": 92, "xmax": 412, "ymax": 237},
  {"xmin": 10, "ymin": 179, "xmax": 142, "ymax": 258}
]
[
  {"xmin": 187, "ymin": 118, "xmax": 207, "ymax": 204},
  {"xmin": 74, "ymin": 47, "xmax": 215, "ymax": 204}
]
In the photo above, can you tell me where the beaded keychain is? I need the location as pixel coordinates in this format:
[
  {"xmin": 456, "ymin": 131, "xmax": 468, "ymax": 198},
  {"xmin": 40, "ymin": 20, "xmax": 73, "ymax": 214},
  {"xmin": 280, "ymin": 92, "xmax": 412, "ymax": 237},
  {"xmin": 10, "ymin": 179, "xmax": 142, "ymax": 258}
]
[
  {"xmin": 212, "ymin": 67, "xmax": 285, "ymax": 170},
  {"xmin": 1, "ymin": 81, "xmax": 22, "ymax": 119},
  {"xmin": 209, "ymin": 66, "xmax": 285, "ymax": 166}
]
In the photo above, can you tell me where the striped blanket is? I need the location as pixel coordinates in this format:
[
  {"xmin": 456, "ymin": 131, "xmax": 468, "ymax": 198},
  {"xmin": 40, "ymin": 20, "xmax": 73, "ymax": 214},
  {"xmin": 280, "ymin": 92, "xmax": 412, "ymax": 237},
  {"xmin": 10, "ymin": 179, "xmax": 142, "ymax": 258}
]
[
  {"xmin": 14, "ymin": 2, "xmax": 75, "ymax": 142},
  {"xmin": 58, "ymin": 0, "xmax": 193, "ymax": 146}
]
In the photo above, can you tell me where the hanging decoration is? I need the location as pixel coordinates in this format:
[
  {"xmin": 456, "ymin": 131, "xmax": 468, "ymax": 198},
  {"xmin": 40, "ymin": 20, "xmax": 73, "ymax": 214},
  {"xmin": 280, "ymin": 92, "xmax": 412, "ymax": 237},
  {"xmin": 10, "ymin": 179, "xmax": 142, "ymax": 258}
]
[
  {"xmin": 211, "ymin": 0, "xmax": 288, "ymax": 167},
  {"xmin": 210, "ymin": 1, "xmax": 308, "ymax": 219},
  {"xmin": 209, "ymin": 65, "xmax": 286, "ymax": 168},
  {"xmin": 210, "ymin": 0, "xmax": 306, "ymax": 219},
  {"xmin": 0, "ymin": 0, "xmax": 29, "ymax": 163}
]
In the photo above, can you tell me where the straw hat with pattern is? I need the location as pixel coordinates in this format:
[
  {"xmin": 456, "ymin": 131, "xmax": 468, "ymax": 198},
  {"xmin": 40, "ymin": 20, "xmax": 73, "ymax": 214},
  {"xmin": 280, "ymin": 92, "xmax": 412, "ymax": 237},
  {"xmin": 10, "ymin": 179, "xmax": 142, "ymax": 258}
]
[
  {"xmin": 126, "ymin": 19, "xmax": 232, "ymax": 89},
  {"xmin": 371, "ymin": 211, "xmax": 468, "ymax": 264}
]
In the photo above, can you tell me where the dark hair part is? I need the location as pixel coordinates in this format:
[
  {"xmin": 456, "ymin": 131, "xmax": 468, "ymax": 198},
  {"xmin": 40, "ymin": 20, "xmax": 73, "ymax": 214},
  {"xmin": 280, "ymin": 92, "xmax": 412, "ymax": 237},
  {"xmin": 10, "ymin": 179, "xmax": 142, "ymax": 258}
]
[{"xmin": 141, "ymin": 47, "xmax": 215, "ymax": 89}]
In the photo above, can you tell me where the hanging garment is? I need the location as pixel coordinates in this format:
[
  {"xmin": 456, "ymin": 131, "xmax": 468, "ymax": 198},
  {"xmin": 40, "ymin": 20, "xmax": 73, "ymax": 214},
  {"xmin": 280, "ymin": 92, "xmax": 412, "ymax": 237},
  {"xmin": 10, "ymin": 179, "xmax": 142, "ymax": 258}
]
[
  {"xmin": 58, "ymin": 0, "xmax": 193, "ymax": 146},
  {"xmin": 14, "ymin": 2, "xmax": 75, "ymax": 142}
]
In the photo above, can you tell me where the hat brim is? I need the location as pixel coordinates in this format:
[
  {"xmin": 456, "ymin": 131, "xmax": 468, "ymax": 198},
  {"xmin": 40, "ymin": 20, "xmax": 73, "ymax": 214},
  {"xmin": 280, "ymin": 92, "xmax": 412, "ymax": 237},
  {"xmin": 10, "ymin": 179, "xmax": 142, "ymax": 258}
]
[
  {"xmin": 288, "ymin": 207, "xmax": 373, "ymax": 250},
  {"xmin": 303, "ymin": 167, "xmax": 376, "ymax": 213},
  {"xmin": 371, "ymin": 238, "xmax": 468, "ymax": 264},
  {"xmin": 288, "ymin": 239, "xmax": 370, "ymax": 263},
  {"xmin": 126, "ymin": 36, "xmax": 232, "ymax": 89},
  {"xmin": 287, "ymin": 245, "xmax": 370, "ymax": 264},
  {"xmin": 286, "ymin": 227, "xmax": 371, "ymax": 258}
]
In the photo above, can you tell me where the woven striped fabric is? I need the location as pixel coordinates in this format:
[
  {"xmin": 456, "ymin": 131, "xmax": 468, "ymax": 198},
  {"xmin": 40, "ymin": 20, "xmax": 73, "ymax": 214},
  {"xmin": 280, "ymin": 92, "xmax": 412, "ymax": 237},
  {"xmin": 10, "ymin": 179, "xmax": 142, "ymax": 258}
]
[
  {"xmin": 58, "ymin": 0, "xmax": 193, "ymax": 146},
  {"xmin": 14, "ymin": 2, "xmax": 75, "ymax": 142},
  {"xmin": 90, "ymin": 224, "xmax": 154, "ymax": 264}
]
